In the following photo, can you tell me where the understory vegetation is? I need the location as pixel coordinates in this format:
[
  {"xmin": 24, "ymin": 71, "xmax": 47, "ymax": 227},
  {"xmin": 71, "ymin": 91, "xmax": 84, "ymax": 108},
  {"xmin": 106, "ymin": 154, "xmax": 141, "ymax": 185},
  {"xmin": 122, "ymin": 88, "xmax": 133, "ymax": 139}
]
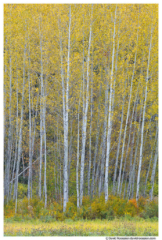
[{"xmin": 4, "ymin": 194, "xmax": 158, "ymax": 222}]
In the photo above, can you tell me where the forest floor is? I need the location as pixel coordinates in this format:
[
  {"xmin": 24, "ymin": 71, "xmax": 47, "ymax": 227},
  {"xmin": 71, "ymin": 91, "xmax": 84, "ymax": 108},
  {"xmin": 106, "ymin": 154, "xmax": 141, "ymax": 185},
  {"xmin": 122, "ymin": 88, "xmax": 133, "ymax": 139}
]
[{"xmin": 4, "ymin": 218, "xmax": 158, "ymax": 236}]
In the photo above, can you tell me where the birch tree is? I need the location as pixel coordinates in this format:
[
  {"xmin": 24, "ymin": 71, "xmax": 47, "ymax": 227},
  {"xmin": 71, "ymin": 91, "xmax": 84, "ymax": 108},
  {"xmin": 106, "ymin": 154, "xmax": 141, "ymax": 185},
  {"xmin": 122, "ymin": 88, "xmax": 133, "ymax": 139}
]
[
  {"xmin": 117, "ymin": 25, "xmax": 139, "ymax": 194},
  {"xmin": 39, "ymin": 16, "xmax": 43, "ymax": 200},
  {"xmin": 105, "ymin": 6, "xmax": 117, "ymax": 202},
  {"xmin": 28, "ymin": 34, "xmax": 32, "ymax": 200},
  {"xmin": 80, "ymin": 5, "xmax": 93, "ymax": 206},
  {"xmin": 136, "ymin": 23, "xmax": 153, "ymax": 201},
  {"xmin": 149, "ymin": 132, "xmax": 158, "ymax": 201},
  {"xmin": 14, "ymin": 37, "xmax": 27, "ymax": 213}
]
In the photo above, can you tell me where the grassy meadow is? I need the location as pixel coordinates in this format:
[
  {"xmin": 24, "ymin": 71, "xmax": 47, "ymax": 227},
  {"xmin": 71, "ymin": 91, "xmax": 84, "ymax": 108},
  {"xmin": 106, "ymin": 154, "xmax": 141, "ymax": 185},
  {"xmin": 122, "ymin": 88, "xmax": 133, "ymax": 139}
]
[{"xmin": 4, "ymin": 218, "xmax": 158, "ymax": 236}]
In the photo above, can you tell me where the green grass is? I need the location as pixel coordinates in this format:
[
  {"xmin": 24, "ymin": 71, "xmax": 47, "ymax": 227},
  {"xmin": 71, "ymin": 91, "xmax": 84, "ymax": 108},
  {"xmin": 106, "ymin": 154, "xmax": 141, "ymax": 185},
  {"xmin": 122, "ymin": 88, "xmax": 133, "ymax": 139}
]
[{"xmin": 4, "ymin": 218, "xmax": 158, "ymax": 236}]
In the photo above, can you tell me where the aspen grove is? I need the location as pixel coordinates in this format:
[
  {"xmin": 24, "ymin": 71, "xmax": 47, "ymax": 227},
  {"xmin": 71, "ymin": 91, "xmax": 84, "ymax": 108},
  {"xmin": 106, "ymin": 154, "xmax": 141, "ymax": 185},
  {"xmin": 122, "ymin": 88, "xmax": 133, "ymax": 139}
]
[{"xmin": 4, "ymin": 4, "xmax": 158, "ymax": 214}]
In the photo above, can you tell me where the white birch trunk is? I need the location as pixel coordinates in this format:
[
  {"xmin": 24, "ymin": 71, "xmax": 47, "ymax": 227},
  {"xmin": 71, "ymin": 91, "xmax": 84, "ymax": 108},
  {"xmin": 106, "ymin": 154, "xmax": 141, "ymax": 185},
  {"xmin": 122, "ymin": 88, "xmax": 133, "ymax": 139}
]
[
  {"xmin": 68, "ymin": 120, "xmax": 73, "ymax": 199},
  {"xmin": 58, "ymin": 6, "xmax": 71, "ymax": 211},
  {"xmin": 28, "ymin": 46, "xmax": 32, "ymax": 200},
  {"xmin": 63, "ymin": 6, "xmax": 71, "ymax": 211},
  {"xmin": 131, "ymin": 103, "xmax": 142, "ymax": 199},
  {"xmin": 59, "ymin": 32, "xmax": 66, "ymax": 209},
  {"xmin": 88, "ymin": 77, "xmax": 93, "ymax": 196},
  {"xmin": 105, "ymin": 6, "xmax": 117, "ymax": 202},
  {"xmin": 5, "ymin": 54, "xmax": 12, "ymax": 202},
  {"xmin": 112, "ymin": 91, "xmax": 125, "ymax": 195},
  {"xmin": 76, "ymin": 91, "xmax": 81, "ymax": 208},
  {"xmin": 91, "ymin": 102, "xmax": 101, "ymax": 197},
  {"xmin": 10, "ymin": 140, "xmax": 17, "ymax": 199},
  {"xmin": 117, "ymin": 28, "xmax": 139, "ymax": 194},
  {"xmin": 39, "ymin": 17, "xmax": 43, "ymax": 200},
  {"xmin": 99, "ymin": 70, "xmax": 108, "ymax": 196},
  {"xmin": 43, "ymin": 76, "xmax": 47, "ymax": 208},
  {"xmin": 136, "ymin": 26, "xmax": 152, "ymax": 201},
  {"xmin": 119, "ymin": 98, "xmax": 136, "ymax": 196},
  {"xmin": 127, "ymin": 98, "xmax": 138, "ymax": 199},
  {"xmin": 144, "ymin": 128, "xmax": 158, "ymax": 197},
  {"xmin": 149, "ymin": 135, "xmax": 158, "ymax": 201},
  {"xmin": 80, "ymin": 7, "xmax": 93, "ymax": 206},
  {"xmin": 15, "ymin": 41, "xmax": 26, "ymax": 213},
  {"xmin": 11, "ymin": 59, "xmax": 19, "ymax": 200}
]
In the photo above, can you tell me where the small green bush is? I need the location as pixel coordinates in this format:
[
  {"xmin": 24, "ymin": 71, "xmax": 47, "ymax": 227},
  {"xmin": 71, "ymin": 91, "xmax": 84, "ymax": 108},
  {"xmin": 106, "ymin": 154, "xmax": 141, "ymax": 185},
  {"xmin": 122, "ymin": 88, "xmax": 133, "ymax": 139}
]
[
  {"xmin": 65, "ymin": 201, "xmax": 77, "ymax": 219},
  {"xmin": 106, "ymin": 208, "xmax": 115, "ymax": 220},
  {"xmin": 153, "ymin": 182, "xmax": 158, "ymax": 196},
  {"xmin": 141, "ymin": 200, "xmax": 158, "ymax": 219},
  {"xmin": 138, "ymin": 196, "xmax": 146, "ymax": 210}
]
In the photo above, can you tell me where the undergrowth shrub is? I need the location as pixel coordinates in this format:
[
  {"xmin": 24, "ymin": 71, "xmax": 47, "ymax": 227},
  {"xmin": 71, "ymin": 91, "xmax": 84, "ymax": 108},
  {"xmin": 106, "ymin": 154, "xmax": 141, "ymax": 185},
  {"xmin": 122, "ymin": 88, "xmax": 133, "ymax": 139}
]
[
  {"xmin": 4, "ymin": 199, "xmax": 15, "ymax": 218},
  {"xmin": 125, "ymin": 199, "xmax": 138, "ymax": 217},
  {"xmin": 64, "ymin": 201, "xmax": 77, "ymax": 219},
  {"xmin": 141, "ymin": 200, "xmax": 158, "ymax": 219},
  {"xmin": 17, "ymin": 197, "xmax": 44, "ymax": 218},
  {"xmin": 138, "ymin": 196, "xmax": 147, "ymax": 213},
  {"xmin": 17, "ymin": 183, "xmax": 28, "ymax": 199},
  {"xmin": 91, "ymin": 200, "xmax": 105, "ymax": 219},
  {"xmin": 105, "ymin": 195, "xmax": 125, "ymax": 218},
  {"xmin": 146, "ymin": 182, "xmax": 158, "ymax": 196},
  {"xmin": 82, "ymin": 195, "xmax": 91, "ymax": 206},
  {"xmin": 4, "ymin": 195, "xmax": 158, "ymax": 221},
  {"xmin": 68, "ymin": 196, "xmax": 77, "ymax": 206}
]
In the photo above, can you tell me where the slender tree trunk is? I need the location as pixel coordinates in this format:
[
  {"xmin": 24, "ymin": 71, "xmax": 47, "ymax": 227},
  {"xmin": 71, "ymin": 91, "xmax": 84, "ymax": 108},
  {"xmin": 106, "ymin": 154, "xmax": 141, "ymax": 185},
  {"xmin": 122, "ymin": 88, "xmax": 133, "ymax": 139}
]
[
  {"xmin": 4, "ymin": 54, "xmax": 12, "ymax": 203},
  {"xmin": 4, "ymin": 12, "xmax": 13, "ymax": 202},
  {"xmin": 91, "ymin": 84, "xmax": 101, "ymax": 197},
  {"xmin": 76, "ymin": 91, "xmax": 81, "ymax": 208},
  {"xmin": 112, "ymin": 90, "xmax": 125, "ymax": 195},
  {"xmin": 4, "ymin": 62, "xmax": 7, "ymax": 150},
  {"xmin": 95, "ymin": 143, "xmax": 102, "ymax": 196},
  {"xmin": 131, "ymin": 103, "xmax": 142, "ymax": 199},
  {"xmin": 31, "ymin": 92, "xmax": 38, "ymax": 173},
  {"xmin": 28, "ymin": 45, "xmax": 32, "ymax": 200},
  {"xmin": 91, "ymin": 121, "xmax": 100, "ymax": 197},
  {"xmin": 62, "ymin": 6, "xmax": 71, "ymax": 211},
  {"xmin": 120, "ymin": 90, "xmax": 139, "ymax": 197},
  {"xmin": 39, "ymin": 17, "xmax": 43, "ymax": 200},
  {"xmin": 144, "ymin": 128, "xmax": 158, "ymax": 197},
  {"xmin": 117, "ymin": 27, "xmax": 139, "ymax": 194},
  {"xmin": 80, "ymin": 7, "xmax": 93, "ymax": 206},
  {"xmin": 58, "ymin": 6, "xmax": 71, "ymax": 211},
  {"xmin": 22, "ymin": 153, "xmax": 25, "ymax": 180},
  {"xmin": 136, "ymin": 25, "xmax": 152, "ymax": 201},
  {"xmin": 127, "ymin": 98, "xmax": 138, "ymax": 199},
  {"xmin": 15, "ymin": 40, "xmax": 26, "ymax": 213},
  {"xmin": 149, "ymin": 134, "xmax": 158, "ymax": 201},
  {"xmin": 10, "ymin": 139, "xmax": 17, "ymax": 199},
  {"xmin": 99, "ymin": 70, "xmax": 108, "ymax": 196},
  {"xmin": 10, "ymin": 58, "xmax": 19, "ymax": 200},
  {"xmin": 105, "ymin": 6, "xmax": 117, "ymax": 202},
  {"xmin": 58, "ymin": 133, "xmax": 62, "ymax": 204},
  {"xmin": 54, "ymin": 139, "xmax": 57, "ymax": 201},
  {"xmin": 88, "ymin": 77, "xmax": 93, "ymax": 196},
  {"xmin": 68, "ymin": 119, "xmax": 73, "ymax": 198},
  {"xmin": 59, "ymin": 33, "xmax": 66, "ymax": 209},
  {"xmin": 43, "ymin": 76, "xmax": 47, "ymax": 208}
]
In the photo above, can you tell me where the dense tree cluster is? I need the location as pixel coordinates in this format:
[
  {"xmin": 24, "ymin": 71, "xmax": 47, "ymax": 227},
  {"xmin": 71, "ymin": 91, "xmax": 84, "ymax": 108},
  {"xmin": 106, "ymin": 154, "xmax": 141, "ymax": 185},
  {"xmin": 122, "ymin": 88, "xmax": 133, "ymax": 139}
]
[{"xmin": 4, "ymin": 4, "xmax": 158, "ymax": 212}]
